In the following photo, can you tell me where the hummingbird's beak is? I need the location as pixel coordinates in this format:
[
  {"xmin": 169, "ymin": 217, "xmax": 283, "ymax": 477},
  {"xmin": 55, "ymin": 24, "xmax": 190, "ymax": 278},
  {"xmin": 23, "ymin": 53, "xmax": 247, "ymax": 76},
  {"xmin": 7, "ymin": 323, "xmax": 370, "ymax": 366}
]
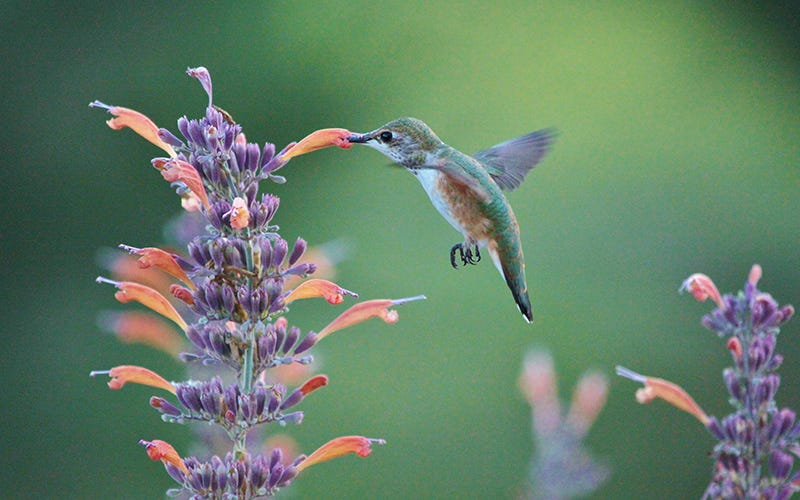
[{"xmin": 347, "ymin": 133, "xmax": 372, "ymax": 144}]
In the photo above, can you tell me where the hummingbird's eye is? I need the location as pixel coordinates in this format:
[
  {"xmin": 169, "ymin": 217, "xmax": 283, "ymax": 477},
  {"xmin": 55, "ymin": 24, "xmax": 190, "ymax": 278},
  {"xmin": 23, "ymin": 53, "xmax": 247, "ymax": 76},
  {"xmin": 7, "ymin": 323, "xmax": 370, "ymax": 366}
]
[{"xmin": 379, "ymin": 131, "xmax": 393, "ymax": 142}]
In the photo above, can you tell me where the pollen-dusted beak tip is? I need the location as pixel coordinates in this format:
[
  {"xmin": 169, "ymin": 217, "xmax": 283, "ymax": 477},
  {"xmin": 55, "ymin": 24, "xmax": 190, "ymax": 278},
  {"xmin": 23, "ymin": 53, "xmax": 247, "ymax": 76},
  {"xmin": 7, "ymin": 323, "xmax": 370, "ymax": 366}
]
[{"xmin": 347, "ymin": 134, "xmax": 370, "ymax": 144}]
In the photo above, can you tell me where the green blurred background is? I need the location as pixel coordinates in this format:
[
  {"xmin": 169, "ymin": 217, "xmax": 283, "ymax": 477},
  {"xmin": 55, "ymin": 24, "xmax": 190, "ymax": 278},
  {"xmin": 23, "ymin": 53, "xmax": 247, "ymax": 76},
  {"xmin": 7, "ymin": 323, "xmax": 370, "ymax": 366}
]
[{"xmin": 2, "ymin": 1, "xmax": 798, "ymax": 498}]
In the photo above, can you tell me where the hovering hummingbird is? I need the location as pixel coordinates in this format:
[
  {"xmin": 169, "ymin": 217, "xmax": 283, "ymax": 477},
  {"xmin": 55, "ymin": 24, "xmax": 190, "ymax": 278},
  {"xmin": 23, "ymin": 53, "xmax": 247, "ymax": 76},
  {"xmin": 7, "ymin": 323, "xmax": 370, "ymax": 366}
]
[{"xmin": 347, "ymin": 118, "xmax": 555, "ymax": 323}]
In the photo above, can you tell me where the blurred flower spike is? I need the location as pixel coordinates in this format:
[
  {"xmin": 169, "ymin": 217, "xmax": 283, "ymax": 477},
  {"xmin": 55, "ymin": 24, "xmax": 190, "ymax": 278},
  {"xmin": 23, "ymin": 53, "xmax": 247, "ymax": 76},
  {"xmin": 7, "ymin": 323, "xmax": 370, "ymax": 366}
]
[
  {"xmin": 618, "ymin": 265, "xmax": 797, "ymax": 497},
  {"xmin": 615, "ymin": 366, "xmax": 709, "ymax": 425},
  {"xmin": 90, "ymin": 67, "xmax": 422, "ymax": 497},
  {"xmin": 519, "ymin": 350, "xmax": 610, "ymax": 499}
]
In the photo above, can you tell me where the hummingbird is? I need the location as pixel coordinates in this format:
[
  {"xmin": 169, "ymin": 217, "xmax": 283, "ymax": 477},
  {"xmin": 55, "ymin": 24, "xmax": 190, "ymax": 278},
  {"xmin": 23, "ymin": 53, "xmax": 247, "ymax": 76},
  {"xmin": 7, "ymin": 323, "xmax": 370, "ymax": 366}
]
[{"xmin": 347, "ymin": 118, "xmax": 555, "ymax": 323}]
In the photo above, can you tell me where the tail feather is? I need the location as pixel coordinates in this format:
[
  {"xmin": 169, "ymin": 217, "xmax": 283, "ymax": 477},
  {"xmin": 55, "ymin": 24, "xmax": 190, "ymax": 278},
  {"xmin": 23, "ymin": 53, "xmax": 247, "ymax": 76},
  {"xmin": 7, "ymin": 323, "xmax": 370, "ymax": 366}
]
[
  {"xmin": 488, "ymin": 245, "xmax": 533, "ymax": 323},
  {"xmin": 511, "ymin": 286, "xmax": 533, "ymax": 323}
]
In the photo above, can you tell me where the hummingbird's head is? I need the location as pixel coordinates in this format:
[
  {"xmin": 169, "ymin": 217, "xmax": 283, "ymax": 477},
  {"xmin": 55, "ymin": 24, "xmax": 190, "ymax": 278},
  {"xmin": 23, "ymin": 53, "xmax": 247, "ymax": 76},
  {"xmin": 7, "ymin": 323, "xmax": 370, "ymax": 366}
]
[{"xmin": 348, "ymin": 117, "xmax": 443, "ymax": 168}]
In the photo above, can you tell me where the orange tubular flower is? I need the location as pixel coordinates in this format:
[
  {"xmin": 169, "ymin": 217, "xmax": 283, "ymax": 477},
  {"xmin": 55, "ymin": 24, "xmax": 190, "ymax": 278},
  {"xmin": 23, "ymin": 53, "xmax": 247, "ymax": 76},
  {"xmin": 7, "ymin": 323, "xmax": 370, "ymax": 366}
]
[
  {"xmin": 120, "ymin": 245, "xmax": 195, "ymax": 290},
  {"xmin": 96, "ymin": 277, "xmax": 188, "ymax": 331},
  {"xmin": 228, "ymin": 197, "xmax": 250, "ymax": 229},
  {"xmin": 616, "ymin": 366, "xmax": 709, "ymax": 425},
  {"xmin": 278, "ymin": 128, "xmax": 354, "ymax": 161},
  {"xmin": 680, "ymin": 273, "xmax": 724, "ymax": 309},
  {"xmin": 158, "ymin": 159, "xmax": 211, "ymax": 211},
  {"xmin": 317, "ymin": 295, "xmax": 426, "ymax": 340},
  {"xmin": 89, "ymin": 101, "xmax": 177, "ymax": 158},
  {"xmin": 140, "ymin": 439, "xmax": 188, "ymax": 475},
  {"xmin": 90, "ymin": 365, "xmax": 176, "ymax": 394},
  {"xmin": 295, "ymin": 436, "xmax": 385, "ymax": 473},
  {"xmin": 284, "ymin": 279, "xmax": 358, "ymax": 305}
]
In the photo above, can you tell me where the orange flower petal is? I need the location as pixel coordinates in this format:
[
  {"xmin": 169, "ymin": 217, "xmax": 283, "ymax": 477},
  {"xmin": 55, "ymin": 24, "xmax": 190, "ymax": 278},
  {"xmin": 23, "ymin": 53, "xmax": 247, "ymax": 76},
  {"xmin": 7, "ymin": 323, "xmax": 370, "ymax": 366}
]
[
  {"xmin": 90, "ymin": 365, "xmax": 176, "ymax": 394},
  {"xmin": 89, "ymin": 101, "xmax": 176, "ymax": 158},
  {"xmin": 100, "ymin": 311, "xmax": 185, "ymax": 357},
  {"xmin": 299, "ymin": 374, "xmax": 329, "ymax": 396},
  {"xmin": 680, "ymin": 273, "xmax": 723, "ymax": 308},
  {"xmin": 140, "ymin": 439, "xmax": 188, "ymax": 475},
  {"xmin": 317, "ymin": 295, "xmax": 426, "ymax": 340},
  {"xmin": 296, "ymin": 436, "xmax": 385, "ymax": 473},
  {"xmin": 120, "ymin": 245, "xmax": 195, "ymax": 290},
  {"xmin": 616, "ymin": 366, "xmax": 708, "ymax": 425},
  {"xmin": 97, "ymin": 277, "xmax": 188, "ymax": 331},
  {"xmin": 279, "ymin": 128, "xmax": 354, "ymax": 161},
  {"xmin": 160, "ymin": 159, "xmax": 211, "ymax": 210},
  {"xmin": 284, "ymin": 279, "xmax": 358, "ymax": 305}
]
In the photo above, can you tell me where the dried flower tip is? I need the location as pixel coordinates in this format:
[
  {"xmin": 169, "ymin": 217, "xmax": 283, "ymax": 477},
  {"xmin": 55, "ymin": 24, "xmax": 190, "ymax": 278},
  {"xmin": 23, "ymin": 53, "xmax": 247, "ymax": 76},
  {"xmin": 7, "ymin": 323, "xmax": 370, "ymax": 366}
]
[
  {"xmin": 90, "ymin": 365, "xmax": 176, "ymax": 394},
  {"xmin": 616, "ymin": 366, "xmax": 708, "ymax": 425},
  {"xmin": 159, "ymin": 159, "xmax": 211, "ymax": 211},
  {"xmin": 186, "ymin": 66, "xmax": 212, "ymax": 107},
  {"xmin": 296, "ymin": 436, "xmax": 386, "ymax": 473},
  {"xmin": 317, "ymin": 295, "xmax": 426, "ymax": 340},
  {"xmin": 284, "ymin": 279, "xmax": 358, "ymax": 305},
  {"xmin": 96, "ymin": 277, "xmax": 188, "ymax": 331},
  {"xmin": 169, "ymin": 284, "xmax": 195, "ymax": 305},
  {"xmin": 680, "ymin": 273, "xmax": 724, "ymax": 309},
  {"xmin": 89, "ymin": 101, "xmax": 177, "ymax": 158},
  {"xmin": 99, "ymin": 311, "xmax": 184, "ymax": 357},
  {"xmin": 279, "ymin": 128, "xmax": 355, "ymax": 161},
  {"xmin": 119, "ymin": 245, "xmax": 195, "ymax": 290},
  {"xmin": 139, "ymin": 439, "xmax": 188, "ymax": 475},
  {"xmin": 226, "ymin": 197, "xmax": 250, "ymax": 229}
]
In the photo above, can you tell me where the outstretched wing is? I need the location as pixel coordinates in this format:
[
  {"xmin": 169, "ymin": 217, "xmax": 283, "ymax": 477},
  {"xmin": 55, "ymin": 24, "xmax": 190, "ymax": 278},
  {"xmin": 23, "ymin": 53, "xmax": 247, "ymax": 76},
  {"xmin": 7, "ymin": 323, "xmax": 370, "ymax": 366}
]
[{"xmin": 472, "ymin": 129, "xmax": 556, "ymax": 191}]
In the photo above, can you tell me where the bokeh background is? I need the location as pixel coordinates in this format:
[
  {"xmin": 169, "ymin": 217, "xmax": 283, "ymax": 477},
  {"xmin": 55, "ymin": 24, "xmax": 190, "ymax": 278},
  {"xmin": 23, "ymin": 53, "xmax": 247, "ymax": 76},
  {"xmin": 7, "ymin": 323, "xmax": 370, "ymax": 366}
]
[{"xmin": 2, "ymin": 1, "xmax": 798, "ymax": 498}]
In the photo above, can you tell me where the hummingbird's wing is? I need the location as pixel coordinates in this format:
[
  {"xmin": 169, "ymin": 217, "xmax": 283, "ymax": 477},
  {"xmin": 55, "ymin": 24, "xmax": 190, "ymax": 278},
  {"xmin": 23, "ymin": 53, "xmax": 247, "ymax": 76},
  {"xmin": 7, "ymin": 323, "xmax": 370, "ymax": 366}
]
[{"xmin": 472, "ymin": 129, "xmax": 556, "ymax": 191}]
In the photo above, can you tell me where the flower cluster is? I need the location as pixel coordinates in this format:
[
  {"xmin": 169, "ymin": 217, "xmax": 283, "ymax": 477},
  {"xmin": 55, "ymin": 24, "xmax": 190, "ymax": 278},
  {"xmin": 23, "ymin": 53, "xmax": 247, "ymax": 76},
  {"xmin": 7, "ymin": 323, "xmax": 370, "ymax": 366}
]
[
  {"xmin": 518, "ymin": 350, "xmax": 610, "ymax": 499},
  {"xmin": 617, "ymin": 265, "xmax": 797, "ymax": 498},
  {"xmin": 90, "ymin": 67, "xmax": 423, "ymax": 498}
]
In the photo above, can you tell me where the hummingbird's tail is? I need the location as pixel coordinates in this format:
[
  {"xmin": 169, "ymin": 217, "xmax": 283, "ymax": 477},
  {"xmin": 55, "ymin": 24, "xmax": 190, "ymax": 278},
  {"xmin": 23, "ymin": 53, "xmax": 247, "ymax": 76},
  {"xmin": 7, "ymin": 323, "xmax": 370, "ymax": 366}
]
[
  {"xmin": 512, "ymin": 286, "xmax": 533, "ymax": 323},
  {"xmin": 488, "ymin": 244, "xmax": 533, "ymax": 323}
]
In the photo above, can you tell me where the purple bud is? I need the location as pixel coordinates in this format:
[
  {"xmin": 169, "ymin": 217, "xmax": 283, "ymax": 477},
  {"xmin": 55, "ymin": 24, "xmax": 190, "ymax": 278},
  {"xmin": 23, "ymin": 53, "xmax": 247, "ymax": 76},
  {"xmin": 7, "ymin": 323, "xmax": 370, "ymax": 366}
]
[
  {"xmin": 188, "ymin": 238, "xmax": 210, "ymax": 267},
  {"xmin": 755, "ymin": 374, "xmax": 780, "ymax": 407},
  {"xmin": 293, "ymin": 332, "xmax": 317, "ymax": 355},
  {"xmin": 268, "ymin": 462, "xmax": 284, "ymax": 489},
  {"xmin": 178, "ymin": 116, "xmax": 191, "ymax": 140},
  {"xmin": 705, "ymin": 416, "xmax": 725, "ymax": 440},
  {"xmin": 261, "ymin": 143, "xmax": 276, "ymax": 167},
  {"xmin": 770, "ymin": 449, "xmax": 793, "ymax": 481},
  {"xmin": 177, "ymin": 385, "xmax": 202, "ymax": 413},
  {"xmin": 165, "ymin": 463, "xmax": 187, "ymax": 484},
  {"xmin": 289, "ymin": 237, "xmax": 307, "ymax": 265},
  {"xmin": 272, "ymin": 238, "xmax": 288, "ymax": 269},
  {"xmin": 200, "ymin": 391, "xmax": 220, "ymax": 416},
  {"xmin": 150, "ymin": 396, "xmax": 182, "ymax": 417},
  {"xmin": 254, "ymin": 386, "xmax": 267, "ymax": 416},
  {"xmin": 280, "ymin": 388, "xmax": 304, "ymax": 410},
  {"xmin": 280, "ymin": 411, "xmax": 303, "ymax": 425},
  {"xmin": 222, "ymin": 284, "xmax": 236, "ymax": 316},
  {"xmin": 158, "ymin": 127, "xmax": 184, "ymax": 148},
  {"xmin": 245, "ymin": 143, "xmax": 261, "ymax": 173},
  {"xmin": 259, "ymin": 238, "xmax": 273, "ymax": 271},
  {"xmin": 282, "ymin": 326, "xmax": 300, "ymax": 354}
]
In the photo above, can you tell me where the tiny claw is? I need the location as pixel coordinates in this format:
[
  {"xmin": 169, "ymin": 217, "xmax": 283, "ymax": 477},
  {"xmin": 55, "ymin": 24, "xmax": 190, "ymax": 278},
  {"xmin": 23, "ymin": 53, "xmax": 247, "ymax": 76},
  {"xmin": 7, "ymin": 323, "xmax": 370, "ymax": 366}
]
[{"xmin": 450, "ymin": 243, "xmax": 463, "ymax": 269}]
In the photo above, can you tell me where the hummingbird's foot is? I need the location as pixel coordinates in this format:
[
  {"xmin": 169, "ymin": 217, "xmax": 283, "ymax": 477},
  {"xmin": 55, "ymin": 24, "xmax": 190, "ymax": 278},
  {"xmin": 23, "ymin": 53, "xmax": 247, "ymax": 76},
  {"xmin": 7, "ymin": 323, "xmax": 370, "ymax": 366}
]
[{"xmin": 450, "ymin": 243, "xmax": 481, "ymax": 268}]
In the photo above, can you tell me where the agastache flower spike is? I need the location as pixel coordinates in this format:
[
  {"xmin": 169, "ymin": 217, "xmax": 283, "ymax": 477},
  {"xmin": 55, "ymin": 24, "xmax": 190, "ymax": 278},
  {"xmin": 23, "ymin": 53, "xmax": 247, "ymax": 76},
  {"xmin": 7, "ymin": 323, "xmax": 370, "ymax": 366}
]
[{"xmin": 89, "ymin": 101, "xmax": 177, "ymax": 158}]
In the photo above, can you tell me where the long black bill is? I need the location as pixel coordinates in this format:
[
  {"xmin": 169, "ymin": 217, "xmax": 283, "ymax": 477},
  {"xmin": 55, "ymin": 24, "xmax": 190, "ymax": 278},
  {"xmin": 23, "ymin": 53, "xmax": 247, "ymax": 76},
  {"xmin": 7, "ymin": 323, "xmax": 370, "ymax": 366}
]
[{"xmin": 347, "ymin": 133, "xmax": 371, "ymax": 143}]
